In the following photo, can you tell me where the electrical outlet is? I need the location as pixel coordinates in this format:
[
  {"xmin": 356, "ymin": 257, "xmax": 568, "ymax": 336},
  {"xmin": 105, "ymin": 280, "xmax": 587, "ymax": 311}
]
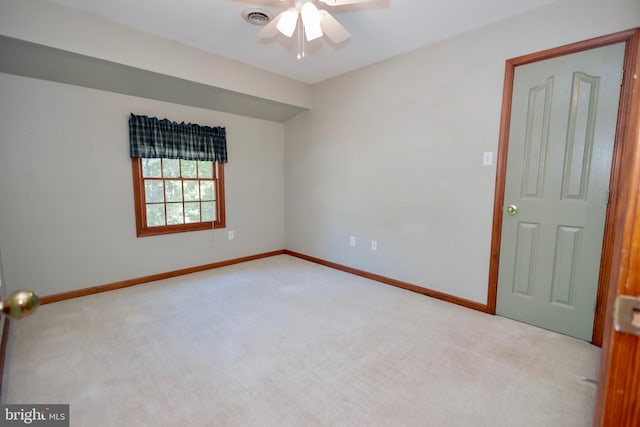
[
  {"xmin": 350, "ymin": 236, "xmax": 356, "ymax": 247},
  {"xmin": 228, "ymin": 230, "xmax": 234, "ymax": 240},
  {"xmin": 371, "ymin": 240, "xmax": 378, "ymax": 251}
]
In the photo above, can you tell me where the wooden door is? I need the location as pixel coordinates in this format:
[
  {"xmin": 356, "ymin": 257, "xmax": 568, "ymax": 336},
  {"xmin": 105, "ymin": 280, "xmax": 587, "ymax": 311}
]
[{"xmin": 594, "ymin": 28, "xmax": 640, "ymax": 427}]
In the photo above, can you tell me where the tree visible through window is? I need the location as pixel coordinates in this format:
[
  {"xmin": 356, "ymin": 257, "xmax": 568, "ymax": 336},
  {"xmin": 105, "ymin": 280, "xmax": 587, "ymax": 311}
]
[{"xmin": 132, "ymin": 157, "xmax": 225, "ymax": 237}]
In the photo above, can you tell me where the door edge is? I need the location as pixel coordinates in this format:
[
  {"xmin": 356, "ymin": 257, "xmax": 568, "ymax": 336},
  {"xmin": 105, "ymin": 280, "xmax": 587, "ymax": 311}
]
[{"xmin": 594, "ymin": 27, "xmax": 640, "ymax": 427}]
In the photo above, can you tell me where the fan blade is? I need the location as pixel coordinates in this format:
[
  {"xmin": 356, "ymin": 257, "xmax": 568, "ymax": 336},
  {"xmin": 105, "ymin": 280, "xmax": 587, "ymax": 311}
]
[
  {"xmin": 319, "ymin": 0, "xmax": 378, "ymax": 6},
  {"xmin": 319, "ymin": 10, "xmax": 350, "ymax": 43},
  {"xmin": 257, "ymin": 11, "xmax": 285, "ymax": 38}
]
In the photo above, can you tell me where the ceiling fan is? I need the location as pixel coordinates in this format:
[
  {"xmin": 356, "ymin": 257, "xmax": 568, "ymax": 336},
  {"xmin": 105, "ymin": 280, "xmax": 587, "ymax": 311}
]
[{"xmin": 253, "ymin": 0, "xmax": 378, "ymax": 46}]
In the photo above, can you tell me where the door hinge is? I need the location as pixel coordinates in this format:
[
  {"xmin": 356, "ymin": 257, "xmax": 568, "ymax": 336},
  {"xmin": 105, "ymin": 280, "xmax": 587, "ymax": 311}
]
[
  {"xmin": 606, "ymin": 190, "xmax": 611, "ymax": 205},
  {"xmin": 620, "ymin": 69, "xmax": 625, "ymax": 86}
]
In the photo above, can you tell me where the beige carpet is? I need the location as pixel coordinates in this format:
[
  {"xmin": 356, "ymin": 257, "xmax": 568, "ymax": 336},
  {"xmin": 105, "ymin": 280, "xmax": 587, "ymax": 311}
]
[{"xmin": 2, "ymin": 255, "xmax": 599, "ymax": 426}]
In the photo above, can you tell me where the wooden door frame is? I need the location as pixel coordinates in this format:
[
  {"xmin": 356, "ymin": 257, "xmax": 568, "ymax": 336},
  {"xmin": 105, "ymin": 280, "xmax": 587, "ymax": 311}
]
[{"xmin": 486, "ymin": 28, "xmax": 640, "ymax": 347}]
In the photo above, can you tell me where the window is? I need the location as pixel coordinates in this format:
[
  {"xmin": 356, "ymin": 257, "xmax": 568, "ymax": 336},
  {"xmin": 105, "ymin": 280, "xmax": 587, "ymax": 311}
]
[
  {"xmin": 128, "ymin": 113, "xmax": 228, "ymax": 237},
  {"xmin": 132, "ymin": 158, "xmax": 225, "ymax": 236}
]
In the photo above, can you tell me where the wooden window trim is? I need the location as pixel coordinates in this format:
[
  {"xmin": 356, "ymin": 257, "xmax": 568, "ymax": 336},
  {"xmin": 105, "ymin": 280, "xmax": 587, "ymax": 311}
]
[{"xmin": 131, "ymin": 158, "xmax": 225, "ymax": 237}]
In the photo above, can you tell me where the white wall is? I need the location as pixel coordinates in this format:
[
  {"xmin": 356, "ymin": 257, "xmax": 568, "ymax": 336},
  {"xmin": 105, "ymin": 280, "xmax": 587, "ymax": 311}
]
[
  {"xmin": 0, "ymin": 0, "xmax": 311, "ymax": 110},
  {"xmin": 284, "ymin": 0, "xmax": 640, "ymax": 303},
  {"xmin": 0, "ymin": 73, "xmax": 285, "ymax": 296}
]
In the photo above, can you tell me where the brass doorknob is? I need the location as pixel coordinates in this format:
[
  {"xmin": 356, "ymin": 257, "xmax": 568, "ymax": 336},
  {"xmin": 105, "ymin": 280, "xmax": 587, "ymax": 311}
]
[
  {"xmin": 506, "ymin": 204, "xmax": 518, "ymax": 215},
  {"xmin": 0, "ymin": 290, "xmax": 40, "ymax": 319}
]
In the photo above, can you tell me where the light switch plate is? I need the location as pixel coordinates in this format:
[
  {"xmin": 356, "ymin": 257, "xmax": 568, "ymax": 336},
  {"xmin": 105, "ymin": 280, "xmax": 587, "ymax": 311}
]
[{"xmin": 483, "ymin": 152, "xmax": 493, "ymax": 166}]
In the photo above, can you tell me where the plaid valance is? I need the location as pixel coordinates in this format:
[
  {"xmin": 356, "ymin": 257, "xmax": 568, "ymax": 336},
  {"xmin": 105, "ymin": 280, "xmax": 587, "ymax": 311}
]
[{"xmin": 129, "ymin": 114, "xmax": 227, "ymax": 163}]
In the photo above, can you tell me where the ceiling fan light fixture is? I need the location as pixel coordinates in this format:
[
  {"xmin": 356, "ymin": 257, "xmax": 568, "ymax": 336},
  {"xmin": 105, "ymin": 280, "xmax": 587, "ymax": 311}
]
[
  {"xmin": 276, "ymin": 8, "xmax": 298, "ymax": 38},
  {"xmin": 256, "ymin": 0, "xmax": 358, "ymax": 56},
  {"xmin": 301, "ymin": 2, "xmax": 323, "ymax": 41}
]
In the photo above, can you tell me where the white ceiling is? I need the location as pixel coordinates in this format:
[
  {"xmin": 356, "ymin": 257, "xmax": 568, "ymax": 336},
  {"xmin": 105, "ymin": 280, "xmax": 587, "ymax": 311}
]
[{"xmin": 46, "ymin": 0, "xmax": 559, "ymax": 84}]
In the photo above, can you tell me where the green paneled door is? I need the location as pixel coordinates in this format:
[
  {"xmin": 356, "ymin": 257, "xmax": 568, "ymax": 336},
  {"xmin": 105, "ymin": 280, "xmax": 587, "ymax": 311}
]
[{"xmin": 496, "ymin": 43, "xmax": 625, "ymax": 341}]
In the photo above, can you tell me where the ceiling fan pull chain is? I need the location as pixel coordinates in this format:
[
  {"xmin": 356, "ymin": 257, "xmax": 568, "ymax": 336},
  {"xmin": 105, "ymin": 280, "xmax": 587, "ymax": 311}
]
[{"xmin": 302, "ymin": 22, "xmax": 306, "ymax": 59}]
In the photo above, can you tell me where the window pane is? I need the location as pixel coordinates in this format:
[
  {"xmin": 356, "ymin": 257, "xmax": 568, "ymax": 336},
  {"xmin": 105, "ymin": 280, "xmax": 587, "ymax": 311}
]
[
  {"xmin": 165, "ymin": 180, "xmax": 183, "ymax": 202},
  {"xmin": 166, "ymin": 203, "xmax": 184, "ymax": 225},
  {"xmin": 144, "ymin": 180, "xmax": 164, "ymax": 203},
  {"xmin": 183, "ymin": 181, "xmax": 199, "ymax": 202},
  {"xmin": 142, "ymin": 158, "xmax": 161, "ymax": 178},
  {"xmin": 146, "ymin": 204, "xmax": 165, "ymax": 227},
  {"xmin": 185, "ymin": 202, "xmax": 200, "ymax": 223},
  {"xmin": 198, "ymin": 161, "xmax": 213, "ymax": 179},
  {"xmin": 200, "ymin": 181, "xmax": 215, "ymax": 201},
  {"xmin": 202, "ymin": 201, "xmax": 216, "ymax": 222},
  {"xmin": 181, "ymin": 160, "xmax": 197, "ymax": 178},
  {"xmin": 163, "ymin": 159, "xmax": 180, "ymax": 178}
]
